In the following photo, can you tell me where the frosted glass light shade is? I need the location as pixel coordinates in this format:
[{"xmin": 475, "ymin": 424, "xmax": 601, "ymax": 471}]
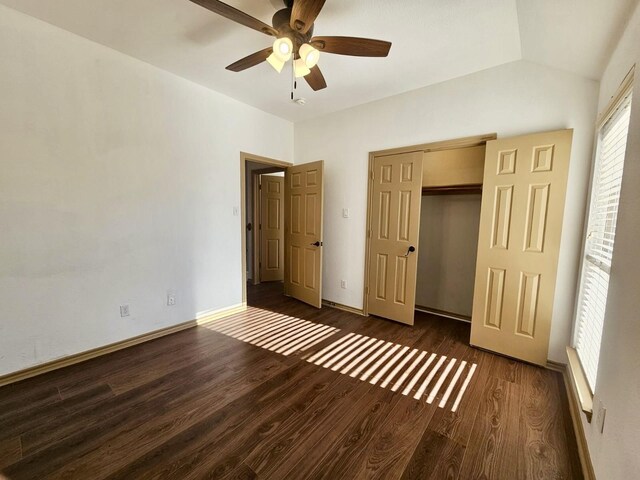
[
  {"xmin": 294, "ymin": 58, "xmax": 311, "ymax": 77},
  {"xmin": 299, "ymin": 43, "xmax": 319, "ymax": 68},
  {"xmin": 272, "ymin": 37, "xmax": 293, "ymax": 61},
  {"xmin": 267, "ymin": 52, "xmax": 285, "ymax": 73}
]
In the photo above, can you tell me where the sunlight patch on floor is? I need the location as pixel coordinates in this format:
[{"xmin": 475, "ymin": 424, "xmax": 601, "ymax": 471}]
[
  {"xmin": 304, "ymin": 332, "xmax": 477, "ymax": 412},
  {"xmin": 206, "ymin": 308, "xmax": 477, "ymax": 411},
  {"xmin": 204, "ymin": 307, "xmax": 338, "ymax": 356}
]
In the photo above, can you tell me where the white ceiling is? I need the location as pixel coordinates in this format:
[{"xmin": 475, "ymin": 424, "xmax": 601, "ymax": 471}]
[{"xmin": 1, "ymin": 0, "xmax": 637, "ymax": 122}]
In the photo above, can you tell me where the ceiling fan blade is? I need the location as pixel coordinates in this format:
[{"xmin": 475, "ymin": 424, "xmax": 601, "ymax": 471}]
[
  {"xmin": 305, "ymin": 65, "xmax": 327, "ymax": 91},
  {"xmin": 290, "ymin": 0, "xmax": 326, "ymax": 34},
  {"xmin": 189, "ymin": 0, "xmax": 278, "ymax": 37},
  {"xmin": 226, "ymin": 47, "xmax": 273, "ymax": 72},
  {"xmin": 310, "ymin": 36, "xmax": 392, "ymax": 57}
]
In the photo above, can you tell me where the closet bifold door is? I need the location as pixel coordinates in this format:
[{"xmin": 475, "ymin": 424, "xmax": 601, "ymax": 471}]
[
  {"xmin": 470, "ymin": 129, "xmax": 573, "ymax": 365},
  {"xmin": 367, "ymin": 151, "xmax": 424, "ymax": 325}
]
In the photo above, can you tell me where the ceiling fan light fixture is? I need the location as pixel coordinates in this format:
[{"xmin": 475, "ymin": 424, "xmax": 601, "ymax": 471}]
[
  {"xmin": 294, "ymin": 58, "xmax": 311, "ymax": 78},
  {"xmin": 266, "ymin": 52, "xmax": 285, "ymax": 73},
  {"xmin": 272, "ymin": 37, "xmax": 293, "ymax": 61},
  {"xmin": 299, "ymin": 43, "xmax": 319, "ymax": 68}
]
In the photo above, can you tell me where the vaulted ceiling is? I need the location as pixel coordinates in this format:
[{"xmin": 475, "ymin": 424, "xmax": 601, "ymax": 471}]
[{"xmin": 1, "ymin": 0, "xmax": 637, "ymax": 121}]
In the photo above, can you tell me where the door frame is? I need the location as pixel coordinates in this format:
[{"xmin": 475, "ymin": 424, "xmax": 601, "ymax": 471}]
[
  {"xmin": 240, "ymin": 152, "xmax": 293, "ymax": 305},
  {"xmin": 362, "ymin": 133, "xmax": 496, "ymax": 316}
]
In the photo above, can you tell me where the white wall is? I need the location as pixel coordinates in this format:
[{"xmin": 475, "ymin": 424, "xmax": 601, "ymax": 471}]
[
  {"xmin": 0, "ymin": 5, "xmax": 293, "ymax": 376},
  {"xmin": 295, "ymin": 60, "xmax": 599, "ymax": 362},
  {"xmin": 580, "ymin": 2, "xmax": 640, "ymax": 478},
  {"xmin": 416, "ymin": 194, "xmax": 481, "ymax": 317}
]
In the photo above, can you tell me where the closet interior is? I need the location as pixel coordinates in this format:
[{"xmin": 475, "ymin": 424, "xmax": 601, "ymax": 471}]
[{"xmin": 415, "ymin": 145, "xmax": 485, "ymax": 322}]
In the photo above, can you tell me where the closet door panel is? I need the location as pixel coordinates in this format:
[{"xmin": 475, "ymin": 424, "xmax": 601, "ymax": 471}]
[
  {"xmin": 483, "ymin": 267, "xmax": 506, "ymax": 330},
  {"xmin": 471, "ymin": 129, "xmax": 573, "ymax": 365},
  {"xmin": 367, "ymin": 151, "xmax": 423, "ymax": 325},
  {"xmin": 490, "ymin": 185, "xmax": 514, "ymax": 250}
]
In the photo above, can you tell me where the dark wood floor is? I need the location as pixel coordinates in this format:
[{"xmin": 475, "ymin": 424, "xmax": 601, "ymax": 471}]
[{"xmin": 0, "ymin": 282, "xmax": 582, "ymax": 479}]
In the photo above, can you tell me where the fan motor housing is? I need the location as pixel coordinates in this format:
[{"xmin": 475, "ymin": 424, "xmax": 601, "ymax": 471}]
[{"xmin": 272, "ymin": 8, "xmax": 313, "ymax": 48}]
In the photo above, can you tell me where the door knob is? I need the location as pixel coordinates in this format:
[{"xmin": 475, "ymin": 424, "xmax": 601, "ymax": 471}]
[
  {"xmin": 311, "ymin": 241, "xmax": 323, "ymax": 247},
  {"xmin": 403, "ymin": 245, "xmax": 416, "ymax": 257}
]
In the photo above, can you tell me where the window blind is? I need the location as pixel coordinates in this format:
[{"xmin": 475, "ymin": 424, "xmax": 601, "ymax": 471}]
[{"xmin": 575, "ymin": 92, "xmax": 633, "ymax": 391}]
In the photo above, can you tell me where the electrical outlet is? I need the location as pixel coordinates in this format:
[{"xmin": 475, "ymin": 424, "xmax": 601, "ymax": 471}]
[
  {"xmin": 341, "ymin": 280, "xmax": 347, "ymax": 289},
  {"xmin": 167, "ymin": 293, "xmax": 176, "ymax": 306},
  {"xmin": 594, "ymin": 398, "xmax": 607, "ymax": 434},
  {"xmin": 120, "ymin": 305, "xmax": 130, "ymax": 317}
]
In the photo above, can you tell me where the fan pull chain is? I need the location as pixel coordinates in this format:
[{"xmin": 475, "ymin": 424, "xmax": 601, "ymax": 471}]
[{"xmin": 290, "ymin": 62, "xmax": 298, "ymax": 101}]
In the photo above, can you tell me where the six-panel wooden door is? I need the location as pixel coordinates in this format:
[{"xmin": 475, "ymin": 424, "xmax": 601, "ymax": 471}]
[
  {"xmin": 260, "ymin": 175, "xmax": 284, "ymax": 282},
  {"xmin": 284, "ymin": 161, "xmax": 324, "ymax": 308},
  {"xmin": 470, "ymin": 129, "xmax": 573, "ymax": 365},
  {"xmin": 366, "ymin": 152, "xmax": 424, "ymax": 325}
]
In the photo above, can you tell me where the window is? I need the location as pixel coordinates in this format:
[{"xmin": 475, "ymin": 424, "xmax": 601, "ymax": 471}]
[{"xmin": 574, "ymin": 86, "xmax": 633, "ymax": 391}]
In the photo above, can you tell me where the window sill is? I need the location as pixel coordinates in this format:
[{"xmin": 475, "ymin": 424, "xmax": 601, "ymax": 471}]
[{"xmin": 566, "ymin": 347, "xmax": 593, "ymax": 422}]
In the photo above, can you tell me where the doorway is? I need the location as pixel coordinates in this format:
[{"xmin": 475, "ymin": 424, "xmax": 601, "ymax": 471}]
[
  {"xmin": 241, "ymin": 153, "xmax": 292, "ymax": 306},
  {"xmin": 363, "ymin": 134, "xmax": 495, "ymax": 325},
  {"xmin": 246, "ymin": 164, "xmax": 286, "ymax": 286},
  {"xmin": 240, "ymin": 153, "xmax": 325, "ymax": 309}
]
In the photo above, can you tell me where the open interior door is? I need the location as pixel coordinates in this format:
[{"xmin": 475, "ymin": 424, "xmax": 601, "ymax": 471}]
[
  {"xmin": 260, "ymin": 175, "xmax": 284, "ymax": 282},
  {"xmin": 470, "ymin": 129, "xmax": 573, "ymax": 365},
  {"xmin": 366, "ymin": 151, "xmax": 424, "ymax": 325},
  {"xmin": 284, "ymin": 161, "xmax": 324, "ymax": 308}
]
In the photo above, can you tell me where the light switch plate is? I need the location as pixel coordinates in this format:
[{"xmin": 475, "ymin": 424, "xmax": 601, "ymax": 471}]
[
  {"xmin": 342, "ymin": 208, "xmax": 350, "ymax": 218},
  {"xmin": 167, "ymin": 293, "xmax": 176, "ymax": 306}
]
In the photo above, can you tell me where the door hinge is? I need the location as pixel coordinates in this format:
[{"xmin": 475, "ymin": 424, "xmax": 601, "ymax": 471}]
[
  {"xmin": 366, "ymin": 229, "xmax": 371, "ymax": 238},
  {"xmin": 365, "ymin": 286, "xmax": 369, "ymax": 295},
  {"xmin": 369, "ymin": 170, "xmax": 374, "ymax": 180},
  {"xmin": 258, "ymin": 184, "xmax": 262, "ymax": 190},
  {"xmin": 259, "ymin": 223, "xmax": 262, "ymax": 230}
]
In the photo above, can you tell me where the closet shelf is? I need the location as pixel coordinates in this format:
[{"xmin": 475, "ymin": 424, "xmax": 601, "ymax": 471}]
[{"xmin": 422, "ymin": 184, "xmax": 482, "ymax": 196}]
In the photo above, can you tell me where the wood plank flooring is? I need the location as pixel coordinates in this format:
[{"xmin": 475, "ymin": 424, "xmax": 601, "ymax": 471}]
[{"xmin": 0, "ymin": 282, "xmax": 583, "ymax": 479}]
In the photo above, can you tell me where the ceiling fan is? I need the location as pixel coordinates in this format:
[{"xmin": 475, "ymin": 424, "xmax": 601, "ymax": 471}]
[{"xmin": 188, "ymin": 0, "xmax": 392, "ymax": 91}]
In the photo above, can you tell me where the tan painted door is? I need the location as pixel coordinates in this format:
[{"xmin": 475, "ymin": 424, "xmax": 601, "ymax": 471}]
[
  {"xmin": 470, "ymin": 129, "xmax": 573, "ymax": 365},
  {"xmin": 260, "ymin": 175, "xmax": 284, "ymax": 282},
  {"xmin": 367, "ymin": 151, "xmax": 424, "ymax": 325},
  {"xmin": 284, "ymin": 161, "xmax": 324, "ymax": 308}
]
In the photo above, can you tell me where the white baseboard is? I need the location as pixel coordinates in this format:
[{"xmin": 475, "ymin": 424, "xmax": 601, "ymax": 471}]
[
  {"xmin": 551, "ymin": 361, "xmax": 596, "ymax": 480},
  {"xmin": 0, "ymin": 303, "xmax": 247, "ymax": 388},
  {"xmin": 322, "ymin": 299, "xmax": 366, "ymax": 316}
]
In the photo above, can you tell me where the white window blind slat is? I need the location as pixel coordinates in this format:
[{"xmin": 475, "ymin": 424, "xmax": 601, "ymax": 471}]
[{"xmin": 574, "ymin": 92, "xmax": 632, "ymax": 391}]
